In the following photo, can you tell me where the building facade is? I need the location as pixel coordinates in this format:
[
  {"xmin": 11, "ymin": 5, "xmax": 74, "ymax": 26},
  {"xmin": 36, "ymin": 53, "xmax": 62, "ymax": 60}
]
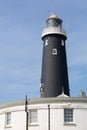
[{"xmin": 0, "ymin": 97, "xmax": 87, "ymax": 130}]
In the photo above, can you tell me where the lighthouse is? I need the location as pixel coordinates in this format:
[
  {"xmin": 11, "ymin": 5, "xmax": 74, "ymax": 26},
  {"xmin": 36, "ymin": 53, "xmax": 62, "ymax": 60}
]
[
  {"xmin": 40, "ymin": 13, "xmax": 70, "ymax": 97},
  {"xmin": 0, "ymin": 13, "xmax": 87, "ymax": 130}
]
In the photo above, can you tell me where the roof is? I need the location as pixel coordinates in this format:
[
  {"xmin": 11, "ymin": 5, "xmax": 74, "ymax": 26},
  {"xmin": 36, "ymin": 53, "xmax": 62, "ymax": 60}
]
[
  {"xmin": 46, "ymin": 13, "xmax": 63, "ymax": 23},
  {"xmin": 0, "ymin": 97, "xmax": 87, "ymax": 110}
]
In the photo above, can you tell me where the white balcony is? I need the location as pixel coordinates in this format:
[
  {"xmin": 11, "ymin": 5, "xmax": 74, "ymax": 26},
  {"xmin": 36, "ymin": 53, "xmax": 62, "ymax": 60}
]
[{"xmin": 41, "ymin": 27, "xmax": 67, "ymax": 38}]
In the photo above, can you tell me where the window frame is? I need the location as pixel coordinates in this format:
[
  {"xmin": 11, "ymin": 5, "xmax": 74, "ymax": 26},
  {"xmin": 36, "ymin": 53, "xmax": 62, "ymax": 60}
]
[
  {"xmin": 64, "ymin": 109, "xmax": 73, "ymax": 123},
  {"xmin": 45, "ymin": 39, "xmax": 49, "ymax": 46},
  {"xmin": 52, "ymin": 48, "xmax": 57, "ymax": 55},
  {"xmin": 61, "ymin": 39, "xmax": 65, "ymax": 46},
  {"xmin": 5, "ymin": 112, "xmax": 11, "ymax": 127},
  {"xmin": 29, "ymin": 109, "xmax": 38, "ymax": 125}
]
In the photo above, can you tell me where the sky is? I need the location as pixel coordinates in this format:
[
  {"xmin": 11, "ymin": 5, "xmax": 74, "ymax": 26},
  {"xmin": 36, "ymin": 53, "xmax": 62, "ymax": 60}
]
[{"xmin": 0, "ymin": 0, "xmax": 87, "ymax": 104}]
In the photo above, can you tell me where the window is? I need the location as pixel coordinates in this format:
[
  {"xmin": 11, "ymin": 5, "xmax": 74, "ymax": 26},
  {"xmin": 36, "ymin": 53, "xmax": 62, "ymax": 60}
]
[
  {"xmin": 45, "ymin": 39, "xmax": 48, "ymax": 46},
  {"xmin": 61, "ymin": 40, "xmax": 64, "ymax": 46},
  {"xmin": 64, "ymin": 109, "xmax": 73, "ymax": 123},
  {"xmin": 5, "ymin": 112, "xmax": 11, "ymax": 126},
  {"xmin": 52, "ymin": 48, "xmax": 57, "ymax": 55},
  {"xmin": 29, "ymin": 110, "xmax": 38, "ymax": 124}
]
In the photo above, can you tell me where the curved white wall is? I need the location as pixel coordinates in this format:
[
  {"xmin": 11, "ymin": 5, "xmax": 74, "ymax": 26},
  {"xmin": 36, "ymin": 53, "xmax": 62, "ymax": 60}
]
[{"xmin": 0, "ymin": 97, "xmax": 87, "ymax": 130}]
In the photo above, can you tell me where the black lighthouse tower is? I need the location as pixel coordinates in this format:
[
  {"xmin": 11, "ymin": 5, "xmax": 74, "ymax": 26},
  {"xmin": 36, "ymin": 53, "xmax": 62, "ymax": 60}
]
[{"xmin": 40, "ymin": 13, "xmax": 70, "ymax": 97}]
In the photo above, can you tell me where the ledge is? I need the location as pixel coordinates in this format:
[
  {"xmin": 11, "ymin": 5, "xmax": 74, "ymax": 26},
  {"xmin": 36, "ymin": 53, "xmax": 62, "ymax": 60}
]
[
  {"xmin": 0, "ymin": 97, "xmax": 87, "ymax": 110},
  {"xmin": 63, "ymin": 122, "xmax": 76, "ymax": 126},
  {"xmin": 4, "ymin": 125, "xmax": 12, "ymax": 129},
  {"xmin": 29, "ymin": 123, "xmax": 39, "ymax": 127}
]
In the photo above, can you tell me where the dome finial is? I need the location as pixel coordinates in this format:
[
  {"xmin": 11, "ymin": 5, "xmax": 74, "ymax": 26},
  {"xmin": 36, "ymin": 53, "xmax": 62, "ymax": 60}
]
[{"xmin": 50, "ymin": 13, "xmax": 58, "ymax": 19}]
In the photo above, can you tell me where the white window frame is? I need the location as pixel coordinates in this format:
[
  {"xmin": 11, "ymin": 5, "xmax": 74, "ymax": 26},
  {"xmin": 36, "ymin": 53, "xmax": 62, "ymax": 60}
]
[
  {"xmin": 5, "ymin": 112, "xmax": 11, "ymax": 127},
  {"xmin": 29, "ymin": 110, "xmax": 38, "ymax": 125},
  {"xmin": 52, "ymin": 48, "xmax": 57, "ymax": 55},
  {"xmin": 45, "ymin": 39, "xmax": 48, "ymax": 46},
  {"xmin": 61, "ymin": 39, "xmax": 64, "ymax": 46},
  {"xmin": 64, "ymin": 109, "xmax": 73, "ymax": 123}
]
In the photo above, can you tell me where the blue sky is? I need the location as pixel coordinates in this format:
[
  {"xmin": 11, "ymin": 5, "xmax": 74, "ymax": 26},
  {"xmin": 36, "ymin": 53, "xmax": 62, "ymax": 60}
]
[{"xmin": 0, "ymin": 0, "xmax": 87, "ymax": 104}]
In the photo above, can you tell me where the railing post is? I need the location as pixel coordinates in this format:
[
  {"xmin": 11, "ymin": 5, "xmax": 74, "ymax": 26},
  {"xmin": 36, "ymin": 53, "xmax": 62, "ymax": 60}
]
[
  {"xmin": 48, "ymin": 105, "xmax": 50, "ymax": 130},
  {"xmin": 25, "ymin": 95, "xmax": 29, "ymax": 130}
]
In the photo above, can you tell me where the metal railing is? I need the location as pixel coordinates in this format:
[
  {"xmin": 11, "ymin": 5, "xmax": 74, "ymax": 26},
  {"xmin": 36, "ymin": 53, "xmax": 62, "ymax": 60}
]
[{"xmin": 41, "ymin": 27, "xmax": 67, "ymax": 38}]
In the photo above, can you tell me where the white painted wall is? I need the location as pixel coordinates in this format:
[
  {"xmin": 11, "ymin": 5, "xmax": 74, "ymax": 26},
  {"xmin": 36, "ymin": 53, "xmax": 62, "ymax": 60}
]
[{"xmin": 0, "ymin": 98, "xmax": 87, "ymax": 130}]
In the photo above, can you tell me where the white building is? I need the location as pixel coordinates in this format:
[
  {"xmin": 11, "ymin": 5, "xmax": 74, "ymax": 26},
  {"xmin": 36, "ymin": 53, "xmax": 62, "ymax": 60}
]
[{"xmin": 0, "ymin": 96, "xmax": 87, "ymax": 130}]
